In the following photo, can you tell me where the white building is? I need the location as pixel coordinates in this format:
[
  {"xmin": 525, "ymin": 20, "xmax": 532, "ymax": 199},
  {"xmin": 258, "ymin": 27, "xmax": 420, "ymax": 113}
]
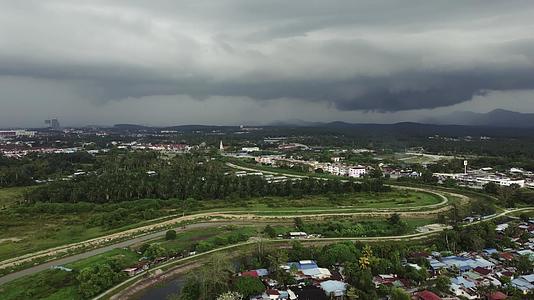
[
  {"xmin": 241, "ymin": 147, "xmax": 260, "ymax": 152},
  {"xmin": 349, "ymin": 166, "xmax": 367, "ymax": 178},
  {"xmin": 433, "ymin": 172, "xmax": 525, "ymax": 188},
  {"xmin": 255, "ymin": 156, "xmax": 278, "ymax": 165},
  {"xmin": 325, "ymin": 164, "xmax": 348, "ymax": 176},
  {"xmin": 477, "ymin": 177, "xmax": 525, "ymax": 188},
  {"xmin": 289, "ymin": 232, "xmax": 307, "ymax": 239}
]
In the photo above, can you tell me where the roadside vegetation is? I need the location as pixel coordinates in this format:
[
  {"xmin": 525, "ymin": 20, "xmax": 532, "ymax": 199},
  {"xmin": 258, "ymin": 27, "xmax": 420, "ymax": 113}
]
[
  {"xmin": 0, "ymin": 225, "xmax": 259, "ymax": 300},
  {"xmin": 293, "ymin": 215, "xmax": 434, "ymax": 238},
  {"xmin": 0, "ymin": 248, "xmax": 138, "ymax": 300}
]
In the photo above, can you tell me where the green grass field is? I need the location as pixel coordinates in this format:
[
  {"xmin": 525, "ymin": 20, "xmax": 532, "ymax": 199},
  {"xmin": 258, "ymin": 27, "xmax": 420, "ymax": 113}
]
[
  {"xmin": 0, "ymin": 186, "xmax": 33, "ymax": 208},
  {"xmin": 0, "ymin": 213, "xmax": 107, "ymax": 261},
  {"xmin": 201, "ymin": 190, "xmax": 442, "ymax": 213},
  {"xmin": 154, "ymin": 226, "xmax": 260, "ymax": 254}
]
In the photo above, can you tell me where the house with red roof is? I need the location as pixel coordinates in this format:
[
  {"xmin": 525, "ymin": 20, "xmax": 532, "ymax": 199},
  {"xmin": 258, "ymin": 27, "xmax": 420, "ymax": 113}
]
[
  {"xmin": 487, "ymin": 291, "xmax": 507, "ymax": 300},
  {"xmin": 499, "ymin": 252, "xmax": 514, "ymax": 261},
  {"xmin": 473, "ymin": 266, "xmax": 491, "ymax": 276},
  {"xmin": 266, "ymin": 289, "xmax": 280, "ymax": 299},
  {"xmin": 414, "ymin": 290, "xmax": 442, "ymax": 300},
  {"xmin": 241, "ymin": 270, "xmax": 259, "ymax": 277}
]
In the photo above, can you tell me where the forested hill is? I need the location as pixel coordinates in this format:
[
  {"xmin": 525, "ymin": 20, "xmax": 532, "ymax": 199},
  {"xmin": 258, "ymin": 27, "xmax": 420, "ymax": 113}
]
[{"xmin": 314, "ymin": 122, "xmax": 534, "ymax": 137}]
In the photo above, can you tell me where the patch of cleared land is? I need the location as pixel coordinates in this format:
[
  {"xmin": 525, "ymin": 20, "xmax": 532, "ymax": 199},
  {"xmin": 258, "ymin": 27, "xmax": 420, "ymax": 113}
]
[{"xmin": 0, "ymin": 186, "xmax": 32, "ymax": 208}]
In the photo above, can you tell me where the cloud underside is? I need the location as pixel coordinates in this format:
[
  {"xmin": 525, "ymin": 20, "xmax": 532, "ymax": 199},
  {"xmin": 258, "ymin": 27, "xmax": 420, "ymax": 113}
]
[
  {"xmin": 3, "ymin": 64, "xmax": 533, "ymax": 111},
  {"xmin": 0, "ymin": 0, "xmax": 534, "ymax": 116}
]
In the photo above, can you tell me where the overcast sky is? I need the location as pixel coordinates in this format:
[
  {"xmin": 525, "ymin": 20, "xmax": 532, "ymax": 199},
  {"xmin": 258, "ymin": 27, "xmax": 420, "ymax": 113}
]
[{"xmin": 1, "ymin": 1, "xmax": 534, "ymax": 127}]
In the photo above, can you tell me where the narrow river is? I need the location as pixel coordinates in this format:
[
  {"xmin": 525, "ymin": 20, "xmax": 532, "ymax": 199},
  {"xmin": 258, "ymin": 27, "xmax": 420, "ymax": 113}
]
[{"xmin": 136, "ymin": 276, "xmax": 185, "ymax": 300}]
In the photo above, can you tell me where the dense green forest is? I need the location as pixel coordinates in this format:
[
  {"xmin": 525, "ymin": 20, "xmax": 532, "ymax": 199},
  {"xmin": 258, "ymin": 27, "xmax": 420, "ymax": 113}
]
[
  {"xmin": 0, "ymin": 152, "xmax": 95, "ymax": 187},
  {"xmin": 24, "ymin": 152, "xmax": 389, "ymax": 204}
]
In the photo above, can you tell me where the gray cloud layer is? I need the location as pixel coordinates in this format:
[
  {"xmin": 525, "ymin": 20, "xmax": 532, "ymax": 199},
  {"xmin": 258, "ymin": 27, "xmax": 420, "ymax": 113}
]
[{"xmin": 1, "ymin": 0, "xmax": 534, "ymax": 125}]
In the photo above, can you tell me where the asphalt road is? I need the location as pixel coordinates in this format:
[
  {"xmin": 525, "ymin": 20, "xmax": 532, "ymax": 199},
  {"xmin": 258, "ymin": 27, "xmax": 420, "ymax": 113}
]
[{"xmin": 0, "ymin": 221, "xmax": 272, "ymax": 286}]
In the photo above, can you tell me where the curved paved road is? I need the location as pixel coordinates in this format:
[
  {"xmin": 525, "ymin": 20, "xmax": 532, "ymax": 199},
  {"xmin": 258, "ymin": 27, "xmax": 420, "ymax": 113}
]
[{"xmin": 0, "ymin": 221, "xmax": 279, "ymax": 286}]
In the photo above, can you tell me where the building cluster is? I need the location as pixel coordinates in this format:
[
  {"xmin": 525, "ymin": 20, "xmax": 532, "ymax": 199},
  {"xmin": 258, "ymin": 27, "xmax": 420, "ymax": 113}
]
[
  {"xmin": 0, "ymin": 145, "xmax": 94, "ymax": 158},
  {"xmin": 239, "ymin": 260, "xmax": 347, "ymax": 300},
  {"xmin": 230, "ymin": 170, "xmax": 300, "ymax": 184},
  {"xmin": 418, "ymin": 219, "xmax": 534, "ymax": 299},
  {"xmin": 253, "ymin": 155, "xmax": 368, "ymax": 178},
  {"xmin": 382, "ymin": 167, "xmax": 423, "ymax": 179},
  {"xmin": 433, "ymin": 167, "xmax": 532, "ymax": 189},
  {"xmin": 113, "ymin": 219, "xmax": 534, "ymax": 300},
  {"xmin": 0, "ymin": 130, "xmax": 36, "ymax": 138},
  {"xmin": 44, "ymin": 118, "xmax": 61, "ymax": 130},
  {"xmin": 120, "ymin": 249, "xmax": 201, "ymax": 278},
  {"xmin": 114, "ymin": 142, "xmax": 191, "ymax": 153}
]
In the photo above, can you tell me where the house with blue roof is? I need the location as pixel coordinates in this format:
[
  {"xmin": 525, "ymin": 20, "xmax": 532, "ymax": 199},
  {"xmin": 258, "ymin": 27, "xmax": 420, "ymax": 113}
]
[
  {"xmin": 484, "ymin": 248, "xmax": 498, "ymax": 255},
  {"xmin": 285, "ymin": 260, "xmax": 319, "ymax": 271},
  {"xmin": 512, "ymin": 274, "xmax": 534, "ymax": 294},
  {"xmin": 428, "ymin": 259, "xmax": 446, "ymax": 272},
  {"xmin": 440, "ymin": 255, "xmax": 495, "ymax": 272},
  {"xmin": 451, "ymin": 276, "xmax": 476, "ymax": 289},
  {"xmin": 320, "ymin": 280, "xmax": 347, "ymax": 297}
]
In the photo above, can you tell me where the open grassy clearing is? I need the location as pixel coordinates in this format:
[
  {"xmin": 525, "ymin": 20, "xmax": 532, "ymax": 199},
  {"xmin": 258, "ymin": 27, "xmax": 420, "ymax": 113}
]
[
  {"xmin": 154, "ymin": 226, "xmax": 260, "ymax": 254},
  {"xmin": 299, "ymin": 217, "xmax": 436, "ymax": 238},
  {"xmin": 0, "ymin": 213, "xmax": 108, "ymax": 261},
  {"xmin": 0, "ymin": 186, "xmax": 33, "ymax": 208},
  {"xmin": 201, "ymin": 190, "xmax": 442, "ymax": 212},
  {"xmin": 509, "ymin": 209, "xmax": 534, "ymax": 218}
]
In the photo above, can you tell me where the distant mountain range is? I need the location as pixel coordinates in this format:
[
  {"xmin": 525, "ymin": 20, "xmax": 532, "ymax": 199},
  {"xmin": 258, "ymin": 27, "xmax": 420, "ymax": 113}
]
[
  {"xmin": 423, "ymin": 109, "xmax": 534, "ymax": 128},
  {"xmin": 107, "ymin": 109, "xmax": 534, "ymax": 138},
  {"xmin": 267, "ymin": 109, "xmax": 534, "ymax": 129}
]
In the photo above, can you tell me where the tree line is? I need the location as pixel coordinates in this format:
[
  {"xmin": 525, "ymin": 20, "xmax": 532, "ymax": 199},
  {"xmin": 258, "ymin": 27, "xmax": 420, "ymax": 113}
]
[{"xmin": 0, "ymin": 152, "xmax": 95, "ymax": 187}]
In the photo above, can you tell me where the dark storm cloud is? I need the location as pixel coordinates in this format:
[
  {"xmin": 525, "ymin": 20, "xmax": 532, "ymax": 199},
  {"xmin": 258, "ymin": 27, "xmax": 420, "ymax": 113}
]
[{"xmin": 0, "ymin": 0, "xmax": 534, "ymax": 115}]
